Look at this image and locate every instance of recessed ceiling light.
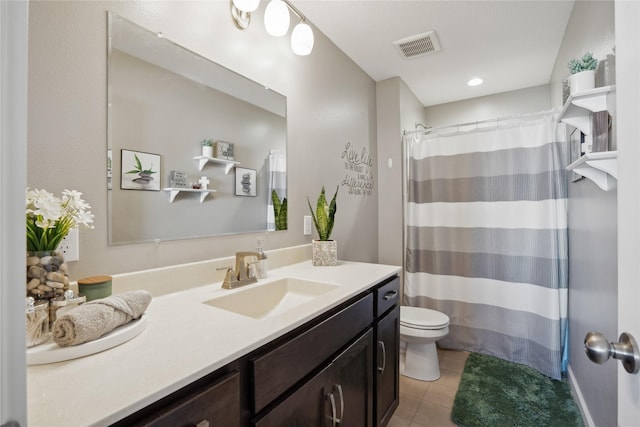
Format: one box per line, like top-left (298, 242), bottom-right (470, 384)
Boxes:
top-left (467, 78), bottom-right (483, 87)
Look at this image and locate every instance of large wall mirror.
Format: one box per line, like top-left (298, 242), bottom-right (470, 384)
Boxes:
top-left (107, 12), bottom-right (287, 245)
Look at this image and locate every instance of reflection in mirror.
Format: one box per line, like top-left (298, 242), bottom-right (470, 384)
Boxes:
top-left (107, 12), bottom-right (287, 246)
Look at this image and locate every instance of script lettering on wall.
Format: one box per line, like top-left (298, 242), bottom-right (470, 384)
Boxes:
top-left (341, 142), bottom-right (374, 196)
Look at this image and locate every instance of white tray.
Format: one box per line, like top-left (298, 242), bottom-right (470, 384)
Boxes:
top-left (27, 315), bottom-right (147, 365)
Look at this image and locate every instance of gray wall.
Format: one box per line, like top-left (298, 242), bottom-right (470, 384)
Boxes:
top-left (376, 77), bottom-right (426, 268)
top-left (550, 2), bottom-right (617, 426)
top-left (424, 84), bottom-right (551, 127)
top-left (28, 1), bottom-right (379, 279)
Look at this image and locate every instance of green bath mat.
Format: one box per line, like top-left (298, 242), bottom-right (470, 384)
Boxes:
top-left (451, 353), bottom-right (584, 427)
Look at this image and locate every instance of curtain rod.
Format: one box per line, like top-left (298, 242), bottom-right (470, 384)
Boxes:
top-left (403, 108), bottom-right (560, 136)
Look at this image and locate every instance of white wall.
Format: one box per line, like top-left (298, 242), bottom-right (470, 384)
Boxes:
top-left (27, 1), bottom-right (379, 279)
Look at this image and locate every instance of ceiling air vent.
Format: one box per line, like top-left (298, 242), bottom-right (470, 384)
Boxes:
top-left (393, 30), bottom-right (441, 59)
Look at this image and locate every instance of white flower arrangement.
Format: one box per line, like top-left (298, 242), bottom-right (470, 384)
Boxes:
top-left (26, 188), bottom-right (94, 252)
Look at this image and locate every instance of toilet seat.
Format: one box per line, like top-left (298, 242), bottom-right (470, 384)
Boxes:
top-left (401, 306), bottom-right (449, 330)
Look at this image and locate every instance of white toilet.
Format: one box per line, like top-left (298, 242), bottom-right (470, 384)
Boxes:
top-left (400, 306), bottom-right (450, 381)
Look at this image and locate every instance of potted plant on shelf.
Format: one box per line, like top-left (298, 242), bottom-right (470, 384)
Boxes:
top-left (568, 52), bottom-right (598, 94)
top-left (307, 185), bottom-right (338, 266)
top-left (201, 138), bottom-right (214, 158)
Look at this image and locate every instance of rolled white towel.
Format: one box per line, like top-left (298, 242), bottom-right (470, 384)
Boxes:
top-left (52, 290), bottom-right (151, 347)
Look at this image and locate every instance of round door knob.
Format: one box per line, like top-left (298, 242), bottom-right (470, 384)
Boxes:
top-left (584, 331), bottom-right (640, 374)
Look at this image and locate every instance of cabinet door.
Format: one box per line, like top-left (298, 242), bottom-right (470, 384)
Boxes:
top-left (330, 329), bottom-right (374, 427)
top-left (376, 306), bottom-right (400, 427)
top-left (253, 365), bottom-right (333, 427)
top-left (255, 330), bottom-right (374, 427)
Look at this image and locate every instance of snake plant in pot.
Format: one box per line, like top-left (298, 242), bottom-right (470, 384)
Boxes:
top-left (307, 185), bottom-right (338, 266)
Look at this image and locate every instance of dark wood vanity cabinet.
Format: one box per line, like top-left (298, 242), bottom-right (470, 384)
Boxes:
top-left (374, 276), bottom-right (401, 427)
top-left (254, 330), bottom-right (374, 427)
top-left (112, 274), bottom-right (400, 427)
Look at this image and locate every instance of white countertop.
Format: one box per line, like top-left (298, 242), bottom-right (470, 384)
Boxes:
top-left (27, 260), bottom-right (400, 427)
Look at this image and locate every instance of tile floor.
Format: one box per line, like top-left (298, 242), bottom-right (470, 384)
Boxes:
top-left (388, 349), bottom-right (470, 427)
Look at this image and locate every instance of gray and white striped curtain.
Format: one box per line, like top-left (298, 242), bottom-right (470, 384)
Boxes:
top-left (267, 150), bottom-right (286, 231)
top-left (404, 111), bottom-right (569, 379)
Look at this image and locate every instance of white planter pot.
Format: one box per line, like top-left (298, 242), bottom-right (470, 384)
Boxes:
top-left (312, 240), bottom-right (338, 266)
top-left (569, 70), bottom-right (595, 94)
top-left (202, 146), bottom-right (213, 158)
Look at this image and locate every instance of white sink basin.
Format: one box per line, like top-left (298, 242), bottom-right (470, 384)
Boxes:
top-left (203, 278), bottom-right (339, 319)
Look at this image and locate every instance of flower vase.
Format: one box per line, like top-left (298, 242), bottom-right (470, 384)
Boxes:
top-left (26, 251), bottom-right (70, 300)
top-left (312, 240), bottom-right (338, 266)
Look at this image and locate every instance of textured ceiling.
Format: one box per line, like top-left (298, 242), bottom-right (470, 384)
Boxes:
top-left (294, 1), bottom-right (575, 107)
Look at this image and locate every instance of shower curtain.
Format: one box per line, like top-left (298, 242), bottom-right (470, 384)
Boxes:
top-left (404, 111), bottom-right (569, 379)
top-left (267, 150), bottom-right (287, 231)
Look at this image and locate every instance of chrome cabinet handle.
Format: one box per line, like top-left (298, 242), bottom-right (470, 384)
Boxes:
top-left (327, 392), bottom-right (337, 427)
top-left (335, 384), bottom-right (344, 423)
top-left (378, 340), bottom-right (386, 374)
top-left (383, 290), bottom-right (398, 301)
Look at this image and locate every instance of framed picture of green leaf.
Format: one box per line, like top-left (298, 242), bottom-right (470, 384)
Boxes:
top-left (121, 149), bottom-right (161, 191)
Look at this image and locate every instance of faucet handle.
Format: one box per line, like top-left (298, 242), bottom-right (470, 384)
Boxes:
top-left (216, 266), bottom-right (237, 284)
top-left (247, 261), bottom-right (259, 280)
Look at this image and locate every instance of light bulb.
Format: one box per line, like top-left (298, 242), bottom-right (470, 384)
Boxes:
top-left (232, 0), bottom-right (260, 12)
top-left (291, 22), bottom-right (314, 56)
top-left (264, 0), bottom-right (290, 37)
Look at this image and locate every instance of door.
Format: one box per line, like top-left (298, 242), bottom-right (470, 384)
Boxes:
top-left (0, 2), bottom-right (28, 426)
top-left (615, 1), bottom-right (640, 424)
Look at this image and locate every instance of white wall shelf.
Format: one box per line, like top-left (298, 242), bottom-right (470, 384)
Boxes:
top-left (558, 86), bottom-right (614, 135)
top-left (193, 155), bottom-right (239, 174)
top-left (567, 151), bottom-right (618, 191)
top-left (164, 187), bottom-right (217, 203)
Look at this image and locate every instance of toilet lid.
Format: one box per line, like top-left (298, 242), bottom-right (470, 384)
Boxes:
top-left (401, 306), bottom-right (449, 329)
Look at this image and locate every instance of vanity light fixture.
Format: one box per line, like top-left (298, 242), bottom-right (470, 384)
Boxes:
top-left (264, 0), bottom-right (290, 37)
top-left (230, 0), bottom-right (315, 56)
top-left (290, 21), bottom-right (314, 56)
top-left (233, 0), bottom-right (260, 12)
top-left (467, 77), bottom-right (484, 87)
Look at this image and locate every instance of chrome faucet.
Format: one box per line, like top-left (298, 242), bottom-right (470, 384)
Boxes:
top-left (218, 251), bottom-right (266, 289)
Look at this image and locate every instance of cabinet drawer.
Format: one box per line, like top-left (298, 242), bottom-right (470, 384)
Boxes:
top-left (132, 371), bottom-right (240, 427)
top-left (252, 293), bottom-right (374, 413)
top-left (376, 276), bottom-right (400, 317)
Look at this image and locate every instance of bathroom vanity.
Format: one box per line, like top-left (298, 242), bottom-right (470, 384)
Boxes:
top-left (27, 260), bottom-right (400, 426)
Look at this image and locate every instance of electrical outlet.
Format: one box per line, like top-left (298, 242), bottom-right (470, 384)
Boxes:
top-left (58, 228), bottom-right (79, 261)
top-left (304, 215), bottom-right (312, 235)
